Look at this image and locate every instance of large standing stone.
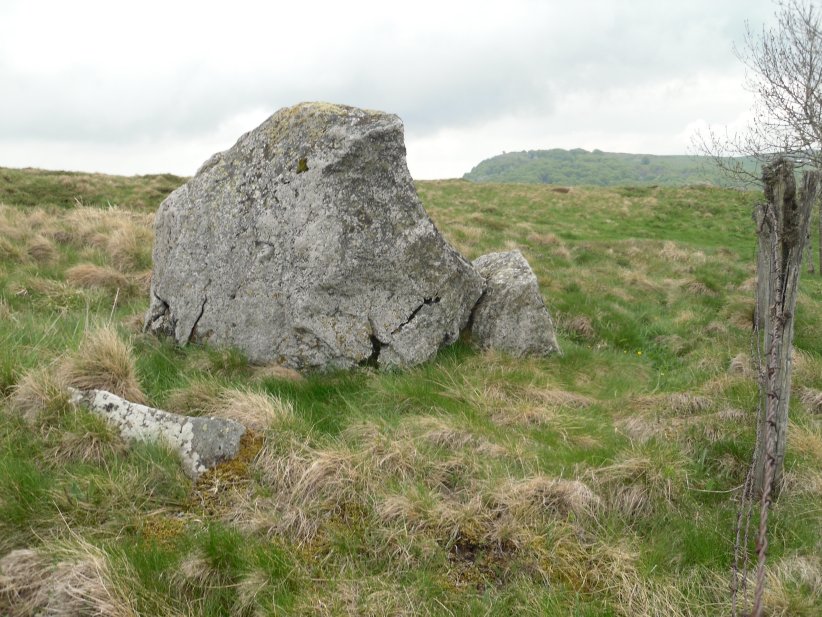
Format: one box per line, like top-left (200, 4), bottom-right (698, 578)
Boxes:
top-left (145, 103), bottom-right (484, 370)
top-left (470, 250), bottom-right (560, 357)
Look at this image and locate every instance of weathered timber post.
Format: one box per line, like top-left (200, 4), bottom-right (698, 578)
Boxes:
top-left (805, 229), bottom-right (815, 274)
top-left (818, 195), bottom-right (822, 274)
top-left (753, 158), bottom-right (817, 498)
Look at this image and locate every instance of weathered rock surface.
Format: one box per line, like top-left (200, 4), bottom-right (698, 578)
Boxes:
top-left (470, 250), bottom-right (561, 357)
top-left (145, 102), bottom-right (484, 370)
top-left (69, 387), bottom-right (245, 478)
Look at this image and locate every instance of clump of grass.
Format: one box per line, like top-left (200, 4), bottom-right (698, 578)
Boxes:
top-left (106, 223), bottom-right (153, 272)
top-left (209, 387), bottom-right (295, 431)
top-left (590, 451), bottom-right (684, 519)
top-left (788, 421), bottom-right (822, 461)
top-left (66, 263), bottom-right (132, 293)
top-left (799, 387), bottom-right (822, 414)
top-left (0, 540), bottom-right (135, 617)
top-left (729, 352), bottom-right (753, 376)
top-left (666, 393), bottom-right (713, 415)
top-left (25, 235), bottom-right (57, 264)
top-left (632, 392), bottom-right (713, 416)
top-left (251, 363), bottom-right (304, 382)
top-left (252, 440), bottom-right (363, 542)
top-left (0, 237), bottom-right (28, 264)
top-left (166, 381), bottom-right (294, 431)
top-left (492, 475), bottom-right (600, 520)
top-left (58, 325), bottom-right (145, 403)
top-left (659, 240), bottom-right (705, 264)
top-left (8, 365), bottom-right (71, 426)
top-left (44, 409), bottom-right (126, 466)
top-left (164, 379), bottom-right (223, 415)
top-left (562, 314), bottom-right (596, 339)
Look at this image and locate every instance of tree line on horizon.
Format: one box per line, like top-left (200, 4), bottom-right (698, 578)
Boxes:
top-left (463, 148), bottom-right (759, 188)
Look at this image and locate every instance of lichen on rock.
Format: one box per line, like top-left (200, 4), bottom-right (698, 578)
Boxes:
top-left (68, 387), bottom-right (245, 478)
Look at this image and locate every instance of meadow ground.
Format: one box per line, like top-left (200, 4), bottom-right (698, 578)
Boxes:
top-left (0, 170), bottom-right (820, 615)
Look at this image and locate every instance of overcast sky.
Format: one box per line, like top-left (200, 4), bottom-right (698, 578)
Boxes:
top-left (0, 0), bottom-right (776, 179)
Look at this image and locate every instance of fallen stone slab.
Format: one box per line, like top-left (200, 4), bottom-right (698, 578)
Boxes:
top-left (144, 102), bottom-right (483, 370)
top-left (68, 387), bottom-right (245, 478)
top-left (470, 250), bottom-right (561, 357)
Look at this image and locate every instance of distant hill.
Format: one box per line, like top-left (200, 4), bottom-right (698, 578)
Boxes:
top-left (463, 148), bottom-right (759, 188)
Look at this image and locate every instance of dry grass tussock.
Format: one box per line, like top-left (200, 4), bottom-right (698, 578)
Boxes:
top-left (441, 370), bottom-right (595, 429)
top-left (617, 408), bottom-right (747, 448)
top-left (0, 540), bottom-right (136, 617)
top-left (787, 421), bottom-right (822, 461)
top-left (724, 297), bottom-right (756, 330)
top-left (60, 206), bottom-right (152, 247)
top-left (296, 577), bottom-right (422, 617)
top-left (250, 363), bottom-right (304, 382)
top-left (492, 475), bottom-right (601, 520)
top-left (106, 222), bottom-right (153, 272)
top-left (209, 387), bottom-right (295, 431)
top-left (22, 277), bottom-right (88, 307)
top-left (799, 387), bottom-right (822, 414)
top-left (244, 418), bottom-right (505, 541)
top-left (66, 263), bottom-right (132, 292)
top-left (683, 278), bottom-right (717, 296)
top-left (526, 386), bottom-right (595, 409)
top-left (400, 416), bottom-right (506, 457)
top-left (166, 381), bottom-right (294, 431)
top-left (659, 240), bottom-right (706, 265)
top-left (45, 419), bottom-right (127, 466)
top-left (0, 236), bottom-right (30, 263)
top-left (791, 348), bottom-right (822, 384)
top-left (164, 379), bottom-right (224, 414)
top-left (527, 230), bottom-right (561, 246)
top-left (597, 563), bottom-right (813, 617)
top-left (722, 555), bottom-right (822, 616)
top-left (8, 364), bottom-right (71, 425)
top-left (559, 314), bottom-right (596, 339)
top-left (251, 440), bottom-right (363, 541)
top-left (631, 392), bottom-right (713, 416)
top-left (58, 324), bottom-right (145, 403)
top-left (738, 275), bottom-right (758, 292)
top-left (25, 234), bottom-right (56, 263)
top-left (0, 205), bottom-right (58, 245)
top-left (589, 454), bottom-right (682, 519)
top-left (781, 467), bottom-right (822, 496)
top-left (374, 475), bottom-right (603, 570)
top-left (11, 380), bottom-right (124, 465)
top-left (729, 352), bottom-right (754, 376)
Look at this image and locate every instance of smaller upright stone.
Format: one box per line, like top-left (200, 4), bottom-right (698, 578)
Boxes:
top-left (470, 250), bottom-right (560, 357)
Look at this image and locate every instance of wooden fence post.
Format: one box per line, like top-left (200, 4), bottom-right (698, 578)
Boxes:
top-left (753, 158), bottom-right (816, 498)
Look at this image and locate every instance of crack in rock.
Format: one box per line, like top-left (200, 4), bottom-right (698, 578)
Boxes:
top-left (392, 296), bottom-right (441, 335)
top-left (188, 296), bottom-right (208, 342)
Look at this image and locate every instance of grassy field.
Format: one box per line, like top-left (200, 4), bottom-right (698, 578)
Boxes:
top-left (0, 169), bottom-right (821, 615)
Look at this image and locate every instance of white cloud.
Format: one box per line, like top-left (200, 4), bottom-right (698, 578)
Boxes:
top-left (0, 0), bottom-right (778, 178)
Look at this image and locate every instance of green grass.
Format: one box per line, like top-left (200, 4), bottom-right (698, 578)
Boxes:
top-left (0, 167), bottom-right (820, 615)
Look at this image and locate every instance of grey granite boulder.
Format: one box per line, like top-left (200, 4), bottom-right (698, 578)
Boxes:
top-left (144, 102), bottom-right (483, 370)
top-left (470, 250), bottom-right (560, 357)
top-left (69, 388), bottom-right (245, 478)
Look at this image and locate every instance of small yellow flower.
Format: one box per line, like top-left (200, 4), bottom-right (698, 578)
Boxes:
top-left (637, 351), bottom-right (643, 356)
